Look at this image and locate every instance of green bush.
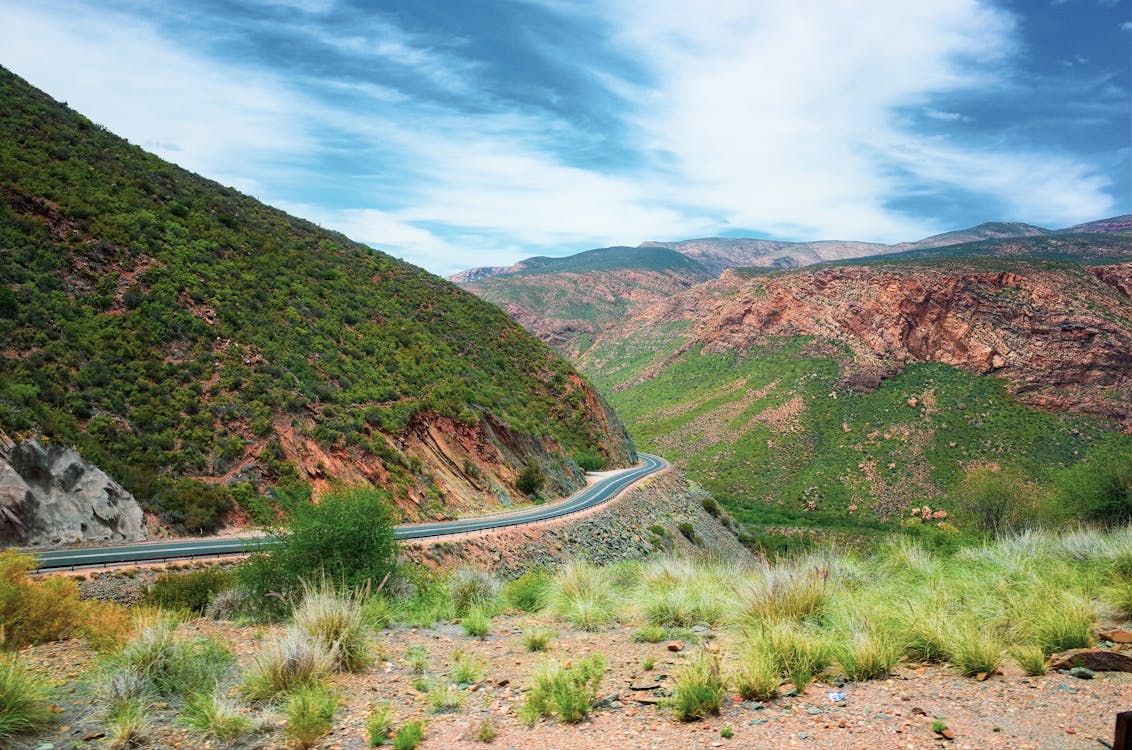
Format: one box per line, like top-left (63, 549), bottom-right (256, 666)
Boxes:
top-left (151, 478), bottom-right (235, 534)
top-left (516, 459), bottom-right (545, 496)
top-left (504, 570), bottom-right (550, 612)
top-left (283, 683), bottom-right (338, 749)
top-left (237, 486), bottom-right (397, 619)
top-left (143, 567), bottom-right (234, 615)
top-left (950, 468), bottom-right (1039, 536)
top-left (180, 691), bottom-right (255, 741)
top-left (366, 702), bottom-right (394, 747)
top-left (392, 720), bottom-right (425, 750)
top-left (574, 450), bottom-right (605, 472)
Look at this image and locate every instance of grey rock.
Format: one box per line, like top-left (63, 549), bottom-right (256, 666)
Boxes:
top-left (0, 440), bottom-right (147, 546)
top-left (1068, 667), bottom-right (1096, 680)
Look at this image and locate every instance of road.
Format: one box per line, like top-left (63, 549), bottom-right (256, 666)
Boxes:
top-left (31, 453), bottom-right (666, 571)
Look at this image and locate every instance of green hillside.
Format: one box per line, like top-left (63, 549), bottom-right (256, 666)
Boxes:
top-left (0, 67), bottom-right (633, 530)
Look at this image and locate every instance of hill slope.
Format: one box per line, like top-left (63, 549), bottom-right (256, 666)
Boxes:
top-left (0, 67), bottom-right (635, 532)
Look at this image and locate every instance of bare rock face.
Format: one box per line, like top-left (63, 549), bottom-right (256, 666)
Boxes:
top-left (0, 440), bottom-right (146, 547)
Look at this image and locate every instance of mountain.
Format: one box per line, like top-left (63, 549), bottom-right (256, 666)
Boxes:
top-left (0, 67), bottom-right (635, 533)
top-left (454, 219), bottom-right (1119, 358)
top-left (458, 221), bottom-right (1132, 547)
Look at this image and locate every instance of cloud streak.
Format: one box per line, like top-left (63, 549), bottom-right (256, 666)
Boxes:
top-left (0, 0), bottom-right (1125, 274)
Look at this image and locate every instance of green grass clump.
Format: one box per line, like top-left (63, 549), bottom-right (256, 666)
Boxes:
top-left (1013, 590), bottom-right (1095, 655)
top-left (474, 719), bottom-right (498, 742)
top-left (105, 613), bottom-right (232, 698)
top-left (548, 562), bottom-right (621, 631)
top-left (425, 685), bottom-right (465, 713)
top-left (361, 595), bottom-right (394, 630)
top-left (283, 683), bottom-right (338, 749)
top-left (0, 654), bottom-right (54, 743)
top-left (451, 651), bottom-right (484, 685)
top-left (241, 630), bottom-right (335, 701)
top-left (392, 720), bottom-right (425, 750)
top-left (730, 563), bottom-right (828, 625)
top-left (666, 652), bottom-right (725, 721)
top-left (292, 583), bottom-right (373, 672)
top-left (406, 646), bottom-right (428, 675)
top-left (520, 627), bottom-right (556, 652)
top-left (104, 697), bottom-right (149, 749)
top-left (834, 624), bottom-right (904, 681)
top-left (180, 691), bottom-right (255, 741)
top-left (460, 605), bottom-right (491, 638)
top-left (447, 566), bottom-right (501, 616)
top-left (519, 654), bottom-right (606, 725)
top-left (366, 702), bottom-right (394, 746)
top-left (143, 567), bottom-right (235, 615)
top-left (729, 645), bottom-right (780, 701)
top-left (504, 571), bottom-right (550, 612)
top-left (947, 622), bottom-right (1004, 677)
top-left (1011, 645), bottom-right (1048, 676)
top-left (763, 621), bottom-right (832, 691)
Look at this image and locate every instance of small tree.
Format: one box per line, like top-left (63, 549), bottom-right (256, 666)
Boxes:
top-left (237, 486), bottom-right (396, 619)
top-left (516, 459), bottom-right (545, 497)
top-left (951, 467), bottom-right (1038, 536)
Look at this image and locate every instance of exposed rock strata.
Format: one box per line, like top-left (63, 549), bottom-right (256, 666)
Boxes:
top-left (0, 439), bottom-right (146, 547)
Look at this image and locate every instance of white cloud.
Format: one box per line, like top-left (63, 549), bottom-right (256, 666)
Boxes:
top-left (925, 108), bottom-right (973, 122)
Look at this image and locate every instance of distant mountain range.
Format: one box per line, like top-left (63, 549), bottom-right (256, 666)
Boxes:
top-left (455, 216), bottom-right (1132, 543)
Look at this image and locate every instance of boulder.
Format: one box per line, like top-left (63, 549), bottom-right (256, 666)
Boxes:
top-left (1049, 648), bottom-right (1132, 673)
top-left (0, 440), bottom-right (146, 546)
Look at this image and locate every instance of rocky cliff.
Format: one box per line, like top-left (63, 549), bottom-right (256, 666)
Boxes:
top-left (0, 439), bottom-right (146, 546)
top-left (623, 261), bottom-right (1132, 428)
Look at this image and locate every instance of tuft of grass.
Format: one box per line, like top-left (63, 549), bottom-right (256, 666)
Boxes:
top-left (1011, 645), bottom-right (1048, 676)
top-left (406, 645), bottom-right (428, 675)
top-left (392, 720), bottom-right (425, 750)
top-left (451, 651), bottom-right (484, 685)
top-left (181, 690), bottom-right (255, 741)
top-left (366, 701), bottom-right (394, 747)
top-left (519, 653), bottom-right (606, 725)
top-left (504, 571), bottom-right (550, 612)
top-left (361, 595), bottom-right (394, 630)
top-left (283, 682), bottom-right (338, 749)
top-left (520, 627), bottom-right (556, 652)
top-left (729, 645), bottom-right (780, 701)
top-left (461, 605), bottom-right (491, 638)
top-left (631, 624), bottom-right (667, 643)
top-left (548, 563), bottom-right (620, 631)
top-left (764, 621), bottom-right (832, 691)
top-left (835, 624), bottom-right (903, 682)
top-left (447, 566), bottom-right (501, 616)
top-left (666, 651), bottom-right (725, 722)
top-left (0, 654), bottom-right (54, 744)
top-left (474, 719), bottom-right (497, 742)
top-left (948, 622), bottom-right (1004, 677)
top-left (641, 656), bottom-right (656, 671)
top-left (1014, 590), bottom-right (1095, 655)
top-left (241, 630), bottom-right (335, 701)
top-left (730, 564), bottom-right (828, 625)
top-left (292, 583), bottom-right (373, 672)
top-left (425, 685), bottom-right (465, 713)
top-left (106, 613), bottom-right (233, 698)
top-left (105, 698), bottom-right (149, 749)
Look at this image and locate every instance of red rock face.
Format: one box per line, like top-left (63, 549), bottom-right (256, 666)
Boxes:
top-left (625, 262), bottom-right (1132, 429)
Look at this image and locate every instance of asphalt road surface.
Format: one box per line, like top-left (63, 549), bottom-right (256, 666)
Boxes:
top-left (32, 453), bottom-right (665, 571)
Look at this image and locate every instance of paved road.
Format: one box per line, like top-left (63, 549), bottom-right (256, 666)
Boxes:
top-left (32, 453), bottom-right (666, 571)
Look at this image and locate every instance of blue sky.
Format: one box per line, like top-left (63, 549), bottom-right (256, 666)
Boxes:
top-left (1, 0), bottom-right (1129, 275)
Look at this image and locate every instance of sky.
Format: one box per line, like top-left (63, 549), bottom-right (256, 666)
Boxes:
top-left (1, 0), bottom-right (1129, 276)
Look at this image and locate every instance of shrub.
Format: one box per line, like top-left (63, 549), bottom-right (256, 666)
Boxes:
top-left (150, 478), bottom-right (234, 534)
top-left (0, 550), bottom-right (87, 647)
top-left (701, 497), bottom-right (721, 517)
top-left (516, 459), bottom-right (545, 496)
top-left (0, 654), bottom-right (54, 744)
top-left (237, 486), bottom-right (397, 620)
top-left (242, 630), bottom-right (334, 701)
top-left (447, 566), bottom-right (501, 616)
top-left (574, 450), bottom-right (605, 472)
top-left (951, 468), bottom-right (1039, 536)
top-left (521, 628), bottom-right (556, 652)
top-left (105, 697), bottom-right (148, 749)
top-left (504, 571), bottom-right (550, 612)
top-left (181, 691), bottom-right (255, 741)
top-left (392, 720), bottom-right (425, 750)
top-left (666, 651), bottom-right (725, 722)
top-left (519, 654), bottom-right (606, 725)
top-left (1056, 449), bottom-right (1132, 526)
top-left (205, 588), bottom-right (247, 621)
top-left (292, 583), bottom-right (373, 672)
top-left (460, 605), bottom-right (491, 638)
top-left (677, 521), bottom-right (697, 543)
top-left (729, 645), bottom-right (780, 701)
top-left (366, 702), bottom-right (394, 747)
top-left (144, 567), bottom-right (234, 615)
top-left (283, 683), bottom-right (338, 749)
top-left (108, 613), bottom-right (232, 698)
top-left (474, 719), bottom-right (497, 742)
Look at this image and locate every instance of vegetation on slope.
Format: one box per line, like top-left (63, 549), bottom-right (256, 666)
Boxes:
top-left (0, 67), bottom-right (630, 529)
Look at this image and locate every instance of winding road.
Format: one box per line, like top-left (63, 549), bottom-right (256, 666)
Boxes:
top-left (32, 453), bottom-right (666, 571)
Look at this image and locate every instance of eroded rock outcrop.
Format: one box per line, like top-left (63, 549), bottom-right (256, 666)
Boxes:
top-left (0, 440), bottom-right (146, 547)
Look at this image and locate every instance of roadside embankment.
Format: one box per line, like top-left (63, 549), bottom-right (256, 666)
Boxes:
top-left (401, 466), bottom-right (753, 576)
